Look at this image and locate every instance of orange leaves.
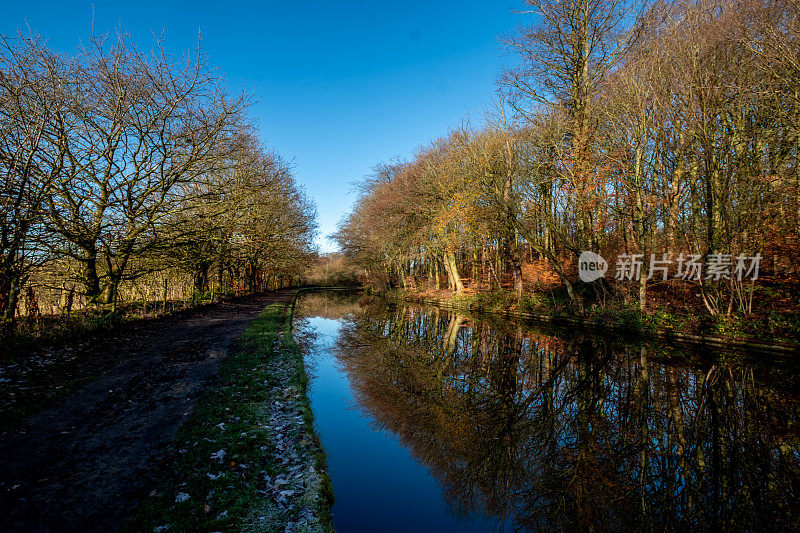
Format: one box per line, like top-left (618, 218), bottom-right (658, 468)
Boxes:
top-left (430, 186), bottom-right (485, 243)
top-left (521, 260), bottom-right (561, 289)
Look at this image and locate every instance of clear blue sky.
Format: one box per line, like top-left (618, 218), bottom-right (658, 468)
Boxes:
top-left (1, 1), bottom-right (522, 252)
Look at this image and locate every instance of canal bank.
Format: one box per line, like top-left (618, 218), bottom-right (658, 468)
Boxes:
top-left (129, 292), bottom-right (333, 532)
top-left (387, 290), bottom-right (800, 356)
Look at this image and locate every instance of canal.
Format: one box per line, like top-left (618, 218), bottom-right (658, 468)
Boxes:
top-left (293, 290), bottom-right (800, 531)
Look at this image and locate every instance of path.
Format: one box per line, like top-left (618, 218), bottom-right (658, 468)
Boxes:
top-left (0, 290), bottom-right (292, 532)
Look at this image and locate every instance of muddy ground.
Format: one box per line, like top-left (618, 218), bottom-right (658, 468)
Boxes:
top-left (0, 291), bottom-right (291, 532)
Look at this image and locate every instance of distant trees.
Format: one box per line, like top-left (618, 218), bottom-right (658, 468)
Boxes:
top-left (337, 0), bottom-right (800, 319)
top-left (169, 130), bottom-right (317, 296)
top-left (0, 32), bottom-right (317, 329)
top-left (303, 253), bottom-right (361, 287)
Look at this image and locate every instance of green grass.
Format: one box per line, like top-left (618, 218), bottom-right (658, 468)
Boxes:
top-left (126, 299), bottom-right (333, 533)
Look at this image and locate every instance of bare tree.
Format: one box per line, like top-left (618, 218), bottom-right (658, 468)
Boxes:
top-left (502, 0), bottom-right (642, 303)
top-left (0, 35), bottom-right (68, 325)
top-left (43, 34), bottom-right (246, 308)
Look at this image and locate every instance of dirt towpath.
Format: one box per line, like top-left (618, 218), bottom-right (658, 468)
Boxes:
top-left (0, 290), bottom-right (292, 532)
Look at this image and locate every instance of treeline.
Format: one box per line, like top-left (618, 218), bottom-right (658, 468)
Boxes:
top-left (336, 0), bottom-right (800, 317)
top-left (0, 34), bottom-right (316, 326)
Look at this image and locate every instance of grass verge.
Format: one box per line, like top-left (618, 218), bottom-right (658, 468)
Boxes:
top-left (126, 298), bottom-right (333, 532)
top-left (0, 297), bottom-right (230, 432)
top-left (1, 298), bottom-right (219, 359)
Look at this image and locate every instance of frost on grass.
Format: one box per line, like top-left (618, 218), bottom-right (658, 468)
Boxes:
top-left (210, 449), bottom-right (226, 461)
top-left (242, 357), bottom-right (331, 533)
top-left (134, 308), bottom-right (331, 532)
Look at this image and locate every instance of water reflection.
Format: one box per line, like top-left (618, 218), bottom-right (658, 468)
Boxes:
top-left (298, 293), bottom-right (800, 531)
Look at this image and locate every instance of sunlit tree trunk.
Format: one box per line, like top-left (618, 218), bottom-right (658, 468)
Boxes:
top-left (444, 250), bottom-right (464, 294)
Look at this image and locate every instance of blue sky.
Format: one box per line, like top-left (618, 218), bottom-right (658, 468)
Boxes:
top-left (1, 1), bottom-right (522, 252)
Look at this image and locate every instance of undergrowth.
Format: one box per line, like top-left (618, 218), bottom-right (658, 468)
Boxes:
top-left (387, 288), bottom-right (800, 345)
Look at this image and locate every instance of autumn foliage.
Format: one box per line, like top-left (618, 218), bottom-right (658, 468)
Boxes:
top-left (336, 0), bottom-right (800, 323)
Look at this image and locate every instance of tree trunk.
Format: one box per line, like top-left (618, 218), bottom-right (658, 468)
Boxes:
top-left (0, 270), bottom-right (15, 321)
top-left (634, 142), bottom-right (647, 311)
top-left (445, 250), bottom-right (464, 293)
top-left (397, 262), bottom-right (407, 290)
top-left (511, 259), bottom-right (523, 297)
top-left (109, 277), bottom-right (120, 313)
top-left (442, 256), bottom-right (455, 291)
top-left (194, 263), bottom-right (210, 294)
top-left (82, 248), bottom-right (102, 304)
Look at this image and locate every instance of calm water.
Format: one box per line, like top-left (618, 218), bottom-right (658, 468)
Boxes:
top-left (293, 291), bottom-right (800, 532)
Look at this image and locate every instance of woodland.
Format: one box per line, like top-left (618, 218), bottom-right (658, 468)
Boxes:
top-left (3, 0), bottom-right (800, 348)
top-left (0, 34), bottom-right (317, 346)
top-left (335, 0), bottom-right (800, 338)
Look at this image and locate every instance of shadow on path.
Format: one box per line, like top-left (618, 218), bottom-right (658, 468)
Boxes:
top-left (0, 290), bottom-right (292, 532)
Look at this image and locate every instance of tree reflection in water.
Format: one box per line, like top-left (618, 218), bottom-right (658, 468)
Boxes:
top-left (328, 300), bottom-right (800, 531)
